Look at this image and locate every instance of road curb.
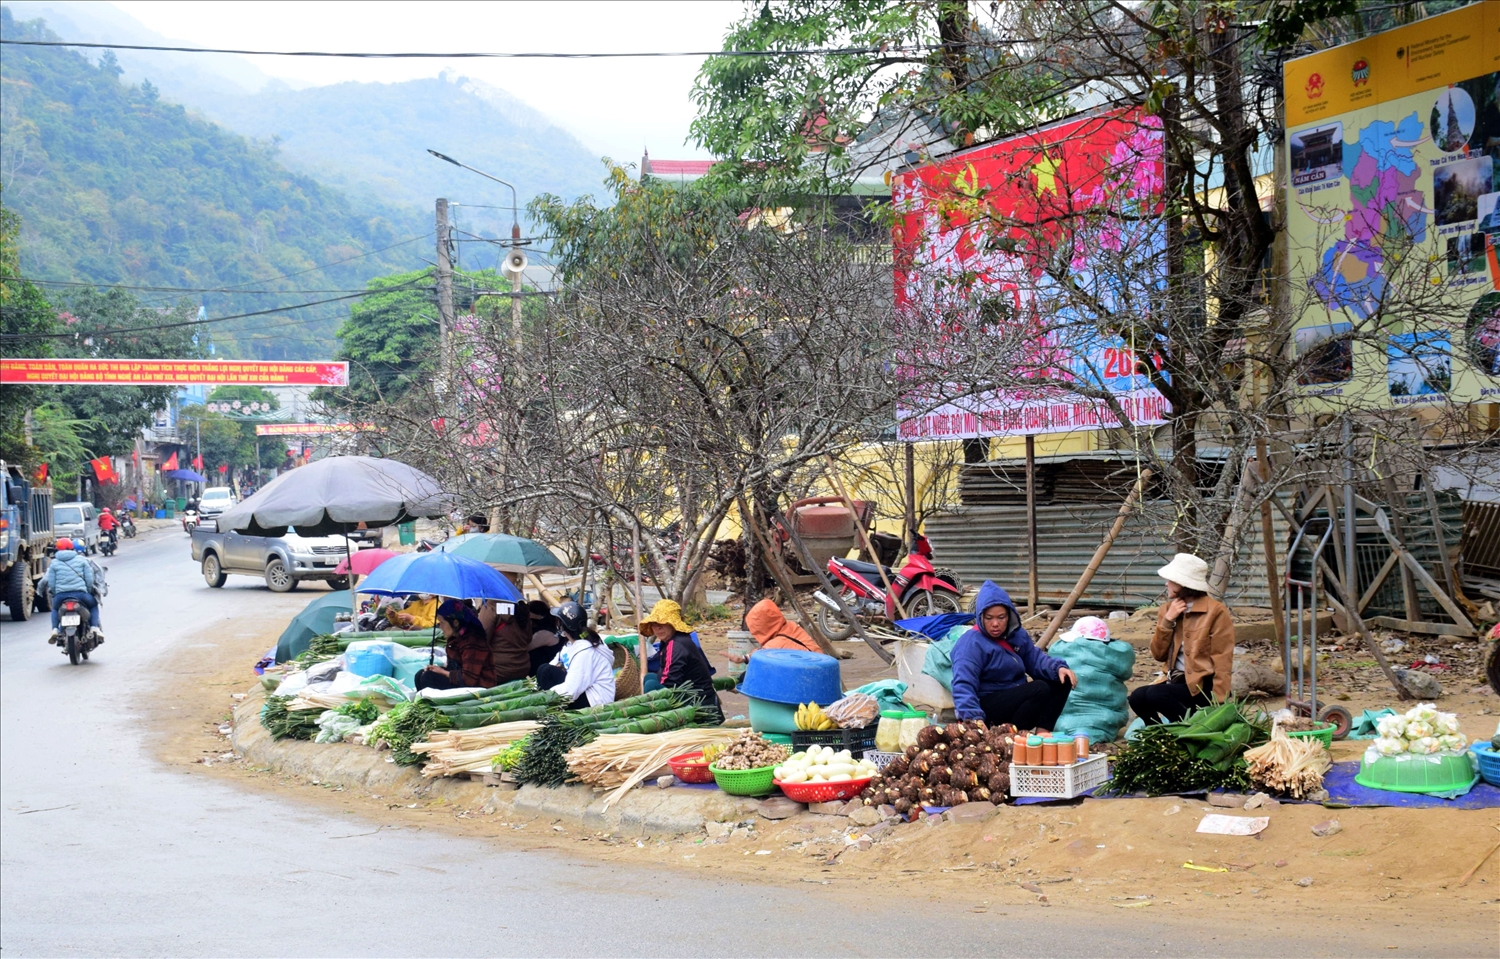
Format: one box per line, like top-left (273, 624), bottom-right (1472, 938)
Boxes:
top-left (230, 685), bottom-right (758, 837)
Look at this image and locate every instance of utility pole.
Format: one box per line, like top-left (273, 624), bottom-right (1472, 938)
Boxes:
top-left (427, 151), bottom-right (524, 350)
top-left (510, 221), bottom-right (524, 347)
top-left (435, 198), bottom-right (455, 388)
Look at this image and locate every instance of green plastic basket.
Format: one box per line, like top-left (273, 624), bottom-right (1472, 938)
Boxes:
top-left (1354, 752), bottom-right (1478, 795)
top-left (1284, 722), bottom-right (1335, 748)
top-left (709, 763), bottom-right (777, 796)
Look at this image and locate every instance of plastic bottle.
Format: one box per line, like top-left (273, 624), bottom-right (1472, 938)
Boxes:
top-left (1074, 735), bottom-right (1089, 761)
top-left (1026, 735), bottom-right (1043, 765)
top-left (1041, 738), bottom-right (1058, 766)
top-left (898, 710), bottom-right (928, 751)
top-left (1056, 737), bottom-right (1076, 764)
top-left (875, 711), bottom-right (903, 753)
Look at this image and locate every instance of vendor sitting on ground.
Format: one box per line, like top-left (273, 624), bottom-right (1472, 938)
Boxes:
top-left (1128, 552), bottom-right (1234, 724)
top-left (487, 601), bottom-right (533, 684)
top-left (535, 601), bottom-right (616, 709)
top-left (526, 600), bottom-right (562, 675)
top-left (951, 581), bottom-right (1077, 730)
top-left (730, 598), bottom-right (826, 664)
top-left (641, 599), bottom-right (724, 723)
top-left (415, 600), bottom-right (497, 690)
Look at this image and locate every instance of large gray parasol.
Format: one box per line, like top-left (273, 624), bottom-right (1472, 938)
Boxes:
top-left (215, 455), bottom-right (452, 537)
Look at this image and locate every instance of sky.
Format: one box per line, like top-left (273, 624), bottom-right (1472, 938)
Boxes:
top-left (107, 0), bottom-right (746, 162)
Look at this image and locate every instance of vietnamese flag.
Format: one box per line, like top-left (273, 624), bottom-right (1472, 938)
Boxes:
top-left (162, 451), bottom-right (179, 471)
top-left (90, 457), bottom-right (119, 484)
top-left (192, 454), bottom-right (204, 471)
top-left (33, 462), bottom-right (48, 484)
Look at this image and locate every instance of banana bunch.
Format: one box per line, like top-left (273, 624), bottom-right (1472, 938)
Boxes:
top-left (795, 702), bottom-right (838, 731)
top-left (700, 742), bottom-right (726, 765)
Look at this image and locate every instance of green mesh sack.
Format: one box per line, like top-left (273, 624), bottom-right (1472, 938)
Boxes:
top-left (1050, 637), bottom-right (1136, 743)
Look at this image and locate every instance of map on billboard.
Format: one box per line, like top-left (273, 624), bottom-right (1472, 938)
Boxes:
top-left (1284, 3), bottom-right (1500, 406)
top-left (892, 108), bottom-right (1170, 439)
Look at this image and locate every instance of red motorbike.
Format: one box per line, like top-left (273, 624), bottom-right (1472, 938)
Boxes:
top-left (813, 534), bottom-right (963, 640)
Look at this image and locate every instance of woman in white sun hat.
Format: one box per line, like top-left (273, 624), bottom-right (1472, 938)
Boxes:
top-left (1127, 552), bottom-right (1235, 724)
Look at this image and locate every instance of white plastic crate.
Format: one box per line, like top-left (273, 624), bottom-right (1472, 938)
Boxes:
top-left (1008, 754), bottom-right (1110, 799)
top-left (863, 750), bottom-right (903, 771)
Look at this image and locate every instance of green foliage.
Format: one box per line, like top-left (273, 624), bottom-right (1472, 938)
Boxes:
top-left (0, 9), bottom-right (422, 360)
top-left (319, 268), bottom-right (438, 409)
top-left (1, 194), bottom-right (57, 465)
top-left (176, 405), bottom-right (253, 474)
top-left (26, 403), bottom-right (95, 498)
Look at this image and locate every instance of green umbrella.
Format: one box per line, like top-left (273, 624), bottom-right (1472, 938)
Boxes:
top-left (436, 532), bottom-right (568, 574)
top-left (275, 590), bottom-right (354, 662)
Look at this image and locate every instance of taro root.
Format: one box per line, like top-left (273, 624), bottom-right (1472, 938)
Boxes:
top-left (916, 726), bottom-right (942, 750)
top-left (926, 766), bottom-right (948, 787)
top-left (951, 789), bottom-right (969, 805)
top-left (931, 741), bottom-right (949, 758)
top-left (894, 797), bottom-right (913, 814)
top-left (976, 757), bottom-right (998, 781)
top-left (942, 722), bottom-right (967, 742)
top-left (921, 786), bottom-right (936, 802)
top-left (911, 757), bottom-right (932, 777)
top-left (905, 745), bottom-right (921, 760)
top-left (933, 785), bottom-right (954, 806)
top-left (884, 787), bottom-right (902, 805)
top-left (963, 728), bottom-right (983, 747)
top-left (886, 758), bottom-right (909, 778)
top-left (953, 767), bottom-right (979, 789)
top-left (900, 782), bottom-right (921, 803)
top-left (972, 786), bottom-right (992, 802)
top-left (987, 772), bottom-right (1007, 794)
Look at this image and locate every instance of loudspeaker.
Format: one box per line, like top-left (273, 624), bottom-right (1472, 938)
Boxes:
top-left (503, 248), bottom-right (528, 274)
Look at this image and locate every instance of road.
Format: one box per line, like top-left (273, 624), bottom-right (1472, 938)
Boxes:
top-left (0, 531), bottom-right (1477, 957)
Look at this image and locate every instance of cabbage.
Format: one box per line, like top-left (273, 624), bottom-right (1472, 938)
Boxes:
top-left (1405, 719), bottom-right (1435, 739)
top-left (1373, 736), bottom-right (1407, 756)
top-left (1436, 733), bottom-right (1467, 753)
top-left (1434, 713), bottom-right (1461, 736)
top-left (1405, 703), bottom-right (1439, 723)
top-left (1376, 715), bottom-right (1408, 738)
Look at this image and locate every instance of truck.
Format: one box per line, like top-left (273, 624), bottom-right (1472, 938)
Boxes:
top-left (190, 522), bottom-right (350, 593)
top-left (1, 462), bottom-right (55, 621)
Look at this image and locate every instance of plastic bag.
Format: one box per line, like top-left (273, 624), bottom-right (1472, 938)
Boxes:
top-left (314, 709), bottom-right (363, 743)
top-left (273, 671), bottom-right (309, 698)
top-left (1049, 637), bottom-right (1136, 743)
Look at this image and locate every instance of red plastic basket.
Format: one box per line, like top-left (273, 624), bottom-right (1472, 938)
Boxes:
top-left (668, 751), bottom-right (716, 784)
top-left (774, 775), bottom-right (873, 804)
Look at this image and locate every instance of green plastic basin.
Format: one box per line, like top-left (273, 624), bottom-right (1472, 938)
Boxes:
top-left (1354, 752), bottom-right (1478, 795)
top-left (747, 696), bottom-right (799, 734)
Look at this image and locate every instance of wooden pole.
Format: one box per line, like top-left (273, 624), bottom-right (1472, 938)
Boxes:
top-left (736, 494), bottom-right (840, 657)
top-left (1025, 434), bottom-right (1038, 614)
top-left (633, 523), bottom-right (646, 697)
top-left (774, 505), bottom-right (893, 664)
top-left (1379, 468), bottom-right (1422, 622)
top-left (824, 454), bottom-right (907, 620)
top-left (1255, 438), bottom-right (1284, 651)
top-left (903, 442), bottom-right (916, 546)
top-left (1422, 475), bottom-right (1459, 600)
top-left (1038, 469), bottom-right (1152, 648)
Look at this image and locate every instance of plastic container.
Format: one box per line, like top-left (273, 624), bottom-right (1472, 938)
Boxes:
top-left (1041, 740), bottom-right (1058, 766)
top-left (792, 725), bottom-right (878, 759)
top-left (1026, 735), bottom-right (1043, 766)
top-left (1283, 721), bottom-right (1336, 749)
top-left (1057, 738), bottom-right (1076, 764)
top-left (738, 649), bottom-right (842, 705)
top-left (726, 630), bottom-right (754, 682)
top-left (1009, 754), bottom-right (1111, 799)
top-left (667, 751), bottom-right (716, 784)
top-left (747, 696), bottom-right (801, 734)
top-left (1355, 751), bottom-right (1479, 795)
top-left (875, 711), bottom-right (903, 753)
top-left (762, 733), bottom-right (795, 748)
top-left (898, 710), bottom-right (928, 750)
top-left (345, 640), bottom-right (398, 678)
top-left (775, 775), bottom-right (873, 804)
top-left (1074, 735), bottom-right (1089, 762)
top-left (1470, 742), bottom-right (1500, 786)
top-left (709, 763), bottom-right (777, 796)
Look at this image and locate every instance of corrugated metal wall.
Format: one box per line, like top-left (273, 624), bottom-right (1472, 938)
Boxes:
top-left (926, 500), bottom-right (1292, 609)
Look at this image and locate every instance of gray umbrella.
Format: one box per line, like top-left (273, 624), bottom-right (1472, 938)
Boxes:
top-left (215, 455), bottom-right (452, 537)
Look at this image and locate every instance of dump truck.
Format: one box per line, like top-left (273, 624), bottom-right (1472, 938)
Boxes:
top-left (1, 462), bottom-right (55, 620)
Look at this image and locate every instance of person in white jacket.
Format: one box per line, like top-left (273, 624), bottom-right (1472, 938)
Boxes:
top-left (535, 601), bottom-right (615, 709)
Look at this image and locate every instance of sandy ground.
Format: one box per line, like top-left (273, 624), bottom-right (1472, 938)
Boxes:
top-left (151, 598), bottom-right (1500, 951)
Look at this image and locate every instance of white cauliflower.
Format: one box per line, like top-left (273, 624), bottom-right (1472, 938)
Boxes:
top-left (1434, 713), bottom-right (1461, 736)
top-left (1376, 715), bottom-right (1408, 739)
top-left (1436, 734), bottom-right (1468, 753)
top-left (1404, 703), bottom-right (1438, 724)
top-left (1407, 736), bottom-right (1441, 755)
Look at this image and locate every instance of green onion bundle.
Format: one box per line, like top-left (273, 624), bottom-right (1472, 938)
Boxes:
top-left (512, 718), bottom-right (599, 787)
top-left (370, 699), bottom-right (453, 765)
top-left (260, 696), bottom-right (322, 740)
top-left (1102, 700), bottom-right (1268, 797)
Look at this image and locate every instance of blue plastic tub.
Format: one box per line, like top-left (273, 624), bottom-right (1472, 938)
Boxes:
top-left (738, 648), bottom-right (842, 705)
top-left (1471, 741), bottom-right (1500, 786)
top-left (345, 641), bottom-right (397, 678)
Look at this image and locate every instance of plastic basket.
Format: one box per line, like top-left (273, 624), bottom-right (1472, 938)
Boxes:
top-left (791, 725), bottom-right (878, 758)
top-left (1008, 754), bottom-right (1111, 799)
top-left (1470, 742), bottom-right (1500, 787)
top-left (775, 775), bottom-right (873, 804)
top-left (709, 763), bottom-right (777, 796)
top-left (1355, 752), bottom-right (1479, 795)
top-left (863, 750), bottom-right (903, 771)
top-left (1283, 722), bottom-right (1336, 748)
top-left (668, 751), bottom-right (716, 785)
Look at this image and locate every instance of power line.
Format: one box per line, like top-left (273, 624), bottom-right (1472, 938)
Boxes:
top-left (0, 38), bottom-right (938, 59)
top-left (0, 276), bottom-right (402, 295)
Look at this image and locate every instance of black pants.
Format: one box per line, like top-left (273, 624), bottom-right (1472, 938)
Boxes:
top-left (1129, 678), bottom-right (1213, 724)
top-left (529, 642), bottom-right (561, 676)
top-left (535, 663), bottom-right (589, 710)
top-left (414, 668), bottom-right (458, 691)
top-left (979, 677), bottom-right (1073, 732)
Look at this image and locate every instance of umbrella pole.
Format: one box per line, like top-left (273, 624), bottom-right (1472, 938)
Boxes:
top-left (343, 525), bottom-right (359, 624)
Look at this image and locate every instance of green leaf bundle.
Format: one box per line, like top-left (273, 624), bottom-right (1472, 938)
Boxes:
top-left (260, 696), bottom-right (322, 741)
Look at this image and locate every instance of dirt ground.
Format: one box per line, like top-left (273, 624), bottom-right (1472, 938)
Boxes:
top-left (154, 603), bottom-right (1500, 941)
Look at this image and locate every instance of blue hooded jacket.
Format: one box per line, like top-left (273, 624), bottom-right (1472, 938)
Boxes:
top-left (949, 581), bottom-right (1065, 720)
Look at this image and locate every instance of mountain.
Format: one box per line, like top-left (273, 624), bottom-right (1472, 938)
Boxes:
top-left (0, 8), bottom-right (425, 360)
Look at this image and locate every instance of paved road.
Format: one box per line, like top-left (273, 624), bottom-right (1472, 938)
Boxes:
top-left (0, 532), bottom-right (1465, 957)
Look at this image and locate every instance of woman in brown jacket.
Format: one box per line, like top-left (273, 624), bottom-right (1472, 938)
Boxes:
top-left (1128, 553), bottom-right (1235, 724)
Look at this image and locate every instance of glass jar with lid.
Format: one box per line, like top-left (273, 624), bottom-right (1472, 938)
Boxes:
top-left (898, 710), bottom-right (928, 751)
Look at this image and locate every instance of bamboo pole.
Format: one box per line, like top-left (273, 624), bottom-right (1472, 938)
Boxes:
top-left (823, 454), bottom-right (907, 620)
top-left (1038, 469), bottom-right (1153, 649)
top-left (1026, 435), bottom-right (1038, 614)
top-left (632, 523), bottom-right (646, 697)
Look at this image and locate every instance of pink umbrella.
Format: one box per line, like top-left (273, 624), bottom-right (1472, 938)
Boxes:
top-left (335, 548), bottom-right (398, 576)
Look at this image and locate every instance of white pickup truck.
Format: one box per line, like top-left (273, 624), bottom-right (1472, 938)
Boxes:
top-left (190, 524), bottom-right (349, 592)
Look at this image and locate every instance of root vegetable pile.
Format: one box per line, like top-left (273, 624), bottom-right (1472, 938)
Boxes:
top-left (858, 720), bottom-right (1017, 813)
top-left (711, 730), bottom-right (789, 770)
top-left (1243, 728), bottom-right (1331, 798)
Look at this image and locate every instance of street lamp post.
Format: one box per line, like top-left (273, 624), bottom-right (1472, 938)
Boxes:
top-left (427, 150), bottom-right (526, 347)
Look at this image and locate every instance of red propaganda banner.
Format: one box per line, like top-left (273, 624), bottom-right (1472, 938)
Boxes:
top-left (0, 359), bottom-right (349, 386)
top-left (254, 422), bottom-right (371, 436)
top-left (893, 107), bottom-right (1170, 439)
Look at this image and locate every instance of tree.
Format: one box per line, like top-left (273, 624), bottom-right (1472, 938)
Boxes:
top-left (0, 194), bottom-right (56, 465)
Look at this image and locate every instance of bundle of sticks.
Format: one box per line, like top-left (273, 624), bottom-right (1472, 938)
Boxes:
top-left (411, 721), bottom-right (541, 778)
top-left (565, 728), bottom-right (743, 808)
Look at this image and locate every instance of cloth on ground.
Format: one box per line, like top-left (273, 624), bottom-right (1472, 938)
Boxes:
top-left (1048, 636), bottom-right (1136, 742)
top-left (1348, 707), bottom-right (1398, 740)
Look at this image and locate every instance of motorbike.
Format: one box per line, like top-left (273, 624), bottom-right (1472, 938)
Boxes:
top-left (813, 534), bottom-right (964, 640)
top-left (180, 509), bottom-right (200, 533)
top-left (50, 562), bottom-right (105, 666)
top-left (121, 512), bottom-right (137, 538)
top-left (99, 527), bottom-right (118, 557)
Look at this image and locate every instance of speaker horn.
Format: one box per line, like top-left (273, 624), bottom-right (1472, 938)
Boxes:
top-left (503, 248), bottom-right (528, 274)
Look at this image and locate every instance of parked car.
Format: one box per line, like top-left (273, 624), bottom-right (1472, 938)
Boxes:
top-left (191, 524), bottom-right (349, 592)
top-left (52, 501), bottom-right (100, 554)
top-left (197, 486), bottom-right (236, 521)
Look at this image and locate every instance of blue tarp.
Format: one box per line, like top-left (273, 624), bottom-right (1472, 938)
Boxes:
top-left (894, 612), bottom-right (973, 640)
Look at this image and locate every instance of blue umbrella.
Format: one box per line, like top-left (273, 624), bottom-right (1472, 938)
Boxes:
top-left (358, 550), bottom-right (523, 603)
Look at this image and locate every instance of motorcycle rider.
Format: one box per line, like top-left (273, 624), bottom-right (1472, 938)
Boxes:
top-left (46, 538), bottom-right (103, 643)
top-left (98, 507), bottom-right (119, 551)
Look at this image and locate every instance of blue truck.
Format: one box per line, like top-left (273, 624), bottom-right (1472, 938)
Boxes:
top-left (1, 462), bottom-right (55, 621)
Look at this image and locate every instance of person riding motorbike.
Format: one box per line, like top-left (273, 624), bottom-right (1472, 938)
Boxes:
top-left (98, 508), bottom-right (119, 552)
top-left (46, 538), bottom-right (103, 643)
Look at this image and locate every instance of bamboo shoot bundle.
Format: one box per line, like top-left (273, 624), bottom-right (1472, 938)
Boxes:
top-left (412, 720), bottom-right (541, 777)
top-left (1243, 728), bottom-right (1331, 799)
top-left (565, 728), bottom-right (743, 808)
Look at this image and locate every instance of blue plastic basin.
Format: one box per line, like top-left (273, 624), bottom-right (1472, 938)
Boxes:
top-left (738, 648), bottom-right (841, 705)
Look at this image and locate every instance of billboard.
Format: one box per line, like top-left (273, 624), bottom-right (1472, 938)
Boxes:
top-left (0, 359), bottom-right (349, 386)
top-left (893, 108), bottom-right (1169, 439)
top-left (1284, 3), bottom-right (1500, 406)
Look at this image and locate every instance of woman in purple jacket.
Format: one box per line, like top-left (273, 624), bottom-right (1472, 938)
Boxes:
top-left (950, 581), bottom-right (1077, 730)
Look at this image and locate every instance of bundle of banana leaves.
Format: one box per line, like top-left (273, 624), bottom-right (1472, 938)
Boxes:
top-left (370, 699), bottom-right (452, 765)
top-left (260, 695), bottom-right (323, 740)
top-left (428, 680), bottom-right (563, 729)
top-left (1102, 700), bottom-right (1269, 797)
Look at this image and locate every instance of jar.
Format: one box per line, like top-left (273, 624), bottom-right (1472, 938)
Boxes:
top-left (1074, 735), bottom-right (1089, 761)
top-left (1056, 738), bottom-right (1076, 764)
top-left (1041, 739), bottom-right (1058, 766)
top-left (875, 711), bottom-right (903, 753)
top-left (898, 711), bottom-right (928, 751)
top-left (1026, 735), bottom-right (1043, 766)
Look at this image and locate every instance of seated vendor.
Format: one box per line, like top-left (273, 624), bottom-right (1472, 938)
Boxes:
top-left (730, 598), bottom-right (826, 663)
top-left (487, 602), bottom-right (533, 684)
top-left (951, 581), bottom-right (1077, 730)
top-left (415, 600), bottom-right (497, 690)
top-left (642, 599), bottom-right (723, 723)
top-left (402, 595), bottom-right (438, 630)
top-left (535, 601), bottom-right (615, 709)
top-left (526, 600), bottom-right (563, 675)
top-left (1128, 553), bottom-right (1234, 724)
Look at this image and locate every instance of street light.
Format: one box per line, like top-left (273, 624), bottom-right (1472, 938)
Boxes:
top-left (427, 149), bottom-right (519, 243)
top-left (427, 149), bottom-right (527, 347)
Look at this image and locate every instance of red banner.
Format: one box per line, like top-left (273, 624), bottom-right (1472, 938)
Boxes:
top-left (0, 359), bottom-right (349, 386)
top-left (191, 454), bottom-right (204, 471)
top-left (254, 422), bottom-right (371, 436)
